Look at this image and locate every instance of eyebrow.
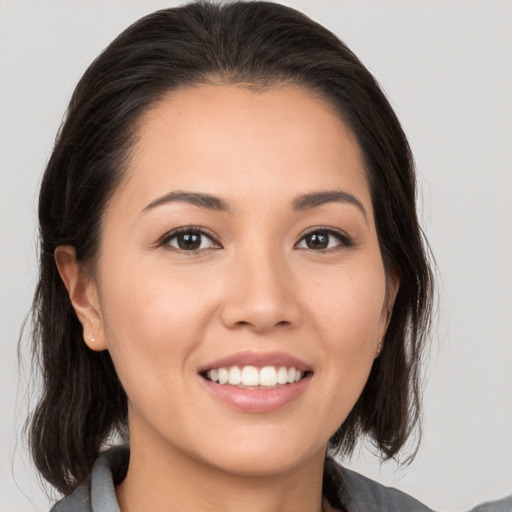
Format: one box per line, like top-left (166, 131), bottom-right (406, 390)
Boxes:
top-left (292, 190), bottom-right (367, 221)
top-left (141, 188), bottom-right (367, 220)
top-left (142, 191), bottom-right (231, 214)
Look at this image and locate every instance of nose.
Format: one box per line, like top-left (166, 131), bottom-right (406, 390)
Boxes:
top-left (219, 247), bottom-right (302, 334)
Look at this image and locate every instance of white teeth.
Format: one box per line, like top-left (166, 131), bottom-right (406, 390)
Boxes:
top-left (276, 366), bottom-right (288, 384)
top-left (241, 366), bottom-right (259, 386)
top-left (218, 368), bottom-right (229, 384)
top-left (228, 366), bottom-right (242, 385)
top-left (205, 365), bottom-right (306, 387)
top-left (260, 366), bottom-right (277, 386)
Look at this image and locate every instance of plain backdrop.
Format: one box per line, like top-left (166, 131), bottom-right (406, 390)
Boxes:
top-left (1, 1), bottom-right (511, 511)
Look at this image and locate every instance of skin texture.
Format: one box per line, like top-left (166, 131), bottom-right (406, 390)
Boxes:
top-left (56, 84), bottom-right (397, 512)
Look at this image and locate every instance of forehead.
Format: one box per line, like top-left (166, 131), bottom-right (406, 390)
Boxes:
top-left (113, 83), bottom-right (372, 217)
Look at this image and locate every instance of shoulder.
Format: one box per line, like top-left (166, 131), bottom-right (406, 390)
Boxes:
top-left (342, 467), bottom-right (434, 512)
top-left (50, 446), bottom-right (129, 512)
top-left (324, 458), bottom-right (512, 512)
top-left (467, 495), bottom-right (512, 512)
top-left (324, 457), bottom-right (434, 512)
top-left (50, 483), bottom-right (91, 512)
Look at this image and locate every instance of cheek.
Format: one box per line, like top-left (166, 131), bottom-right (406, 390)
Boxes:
top-left (101, 249), bottom-right (217, 331)
top-left (307, 259), bottom-right (387, 340)
top-left (97, 261), bottom-right (220, 399)
top-left (306, 261), bottom-right (386, 393)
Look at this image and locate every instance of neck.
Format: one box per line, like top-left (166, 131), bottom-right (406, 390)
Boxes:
top-left (116, 428), bottom-right (328, 512)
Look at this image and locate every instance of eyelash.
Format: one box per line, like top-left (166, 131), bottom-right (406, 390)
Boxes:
top-left (295, 227), bottom-right (354, 252)
top-left (159, 226), bottom-right (220, 253)
top-left (159, 226), bottom-right (354, 253)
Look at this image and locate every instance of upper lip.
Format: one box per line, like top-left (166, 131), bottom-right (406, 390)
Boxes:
top-left (198, 351), bottom-right (312, 373)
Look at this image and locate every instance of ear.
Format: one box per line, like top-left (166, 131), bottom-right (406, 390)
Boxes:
top-left (385, 270), bottom-right (400, 326)
top-left (54, 245), bottom-right (107, 351)
top-left (378, 270), bottom-right (400, 340)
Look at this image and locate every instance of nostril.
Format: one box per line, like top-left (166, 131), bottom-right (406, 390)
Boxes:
top-left (232, 319), bottom-right (292, 331)
top-left (220, 294), bottom-right (302, 333)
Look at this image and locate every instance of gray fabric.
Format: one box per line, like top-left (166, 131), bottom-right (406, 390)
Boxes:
top-left (324, 457), bottom-right (432, 512)
top-left (90, 452), bottom-right (122, 512)
top-left (50, 446), bottom-right (512, 512)
top-left (470, 497), bottom-right (512, 512)
top-left (50, 478), bottom-right (91, 512)
top-left (50, 446), bottom-right (127, 512)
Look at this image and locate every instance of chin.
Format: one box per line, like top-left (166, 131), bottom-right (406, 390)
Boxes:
top-left (194, 432), bottom-right (327, 477)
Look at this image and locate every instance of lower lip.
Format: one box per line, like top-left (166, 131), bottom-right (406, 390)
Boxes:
top-left (201, 375), bottom-right (311, 413)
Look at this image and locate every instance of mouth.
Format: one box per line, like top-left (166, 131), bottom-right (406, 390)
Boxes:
top-left (198, 352), bottom-right (313, 412)
top-left (200, 365), bottom-right (312, 389)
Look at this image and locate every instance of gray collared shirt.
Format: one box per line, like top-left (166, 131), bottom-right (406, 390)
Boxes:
top-left (50, 446), bottom-right (512, 512)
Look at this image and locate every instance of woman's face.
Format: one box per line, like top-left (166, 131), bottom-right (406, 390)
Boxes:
top-left (86, 84), bottom-right (393, 475)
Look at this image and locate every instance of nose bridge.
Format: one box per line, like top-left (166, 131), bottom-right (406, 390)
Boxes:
top-left (220, 238), bottom-right (301, 332)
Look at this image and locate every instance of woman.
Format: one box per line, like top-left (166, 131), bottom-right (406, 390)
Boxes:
top-left (25, 2), bottom-right (508, 511)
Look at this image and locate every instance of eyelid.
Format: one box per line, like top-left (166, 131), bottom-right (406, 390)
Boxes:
top-left (158, 226), bottom-right (222, 251)
top-left (155, 225), bottom-right (353, 252)
top-left (295, 226), bottom-right (354, 251)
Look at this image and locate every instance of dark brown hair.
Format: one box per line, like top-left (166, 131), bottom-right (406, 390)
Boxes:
top-left (28, 0), bottom-right (434, 495)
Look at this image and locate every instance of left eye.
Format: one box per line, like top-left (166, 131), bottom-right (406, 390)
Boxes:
top-left (296, 229), bottom-right (350, 251)
top-left (164, 229), bottom-right (219, 251)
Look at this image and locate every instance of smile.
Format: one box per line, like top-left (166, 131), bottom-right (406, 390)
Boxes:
top-left (204, 365), bottom-right (306, 388)
top-left (199, 351), bottom-right (313, 412)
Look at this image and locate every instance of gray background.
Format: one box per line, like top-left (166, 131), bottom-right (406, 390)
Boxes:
top-left (1, 1), bottom-right (511, 510)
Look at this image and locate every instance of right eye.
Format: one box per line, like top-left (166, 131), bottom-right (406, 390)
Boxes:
top-left (162, 228), bottom-right (220, 252)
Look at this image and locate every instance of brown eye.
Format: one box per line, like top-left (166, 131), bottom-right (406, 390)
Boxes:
top-left (165, 229), bottom-right (218, 251)
top-left (296, 229), bottom-right (352, 251)
top-left (303, 232), bottom-right (330, 250)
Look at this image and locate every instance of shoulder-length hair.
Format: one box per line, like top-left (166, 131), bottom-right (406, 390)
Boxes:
top-left (28, 1), bottom-right (434, 495)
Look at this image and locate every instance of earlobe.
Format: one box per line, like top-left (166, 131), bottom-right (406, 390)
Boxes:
top-left (374, 338), bottom-right (383, 358)
top-left (54, 246), bottom-right (107, 351)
